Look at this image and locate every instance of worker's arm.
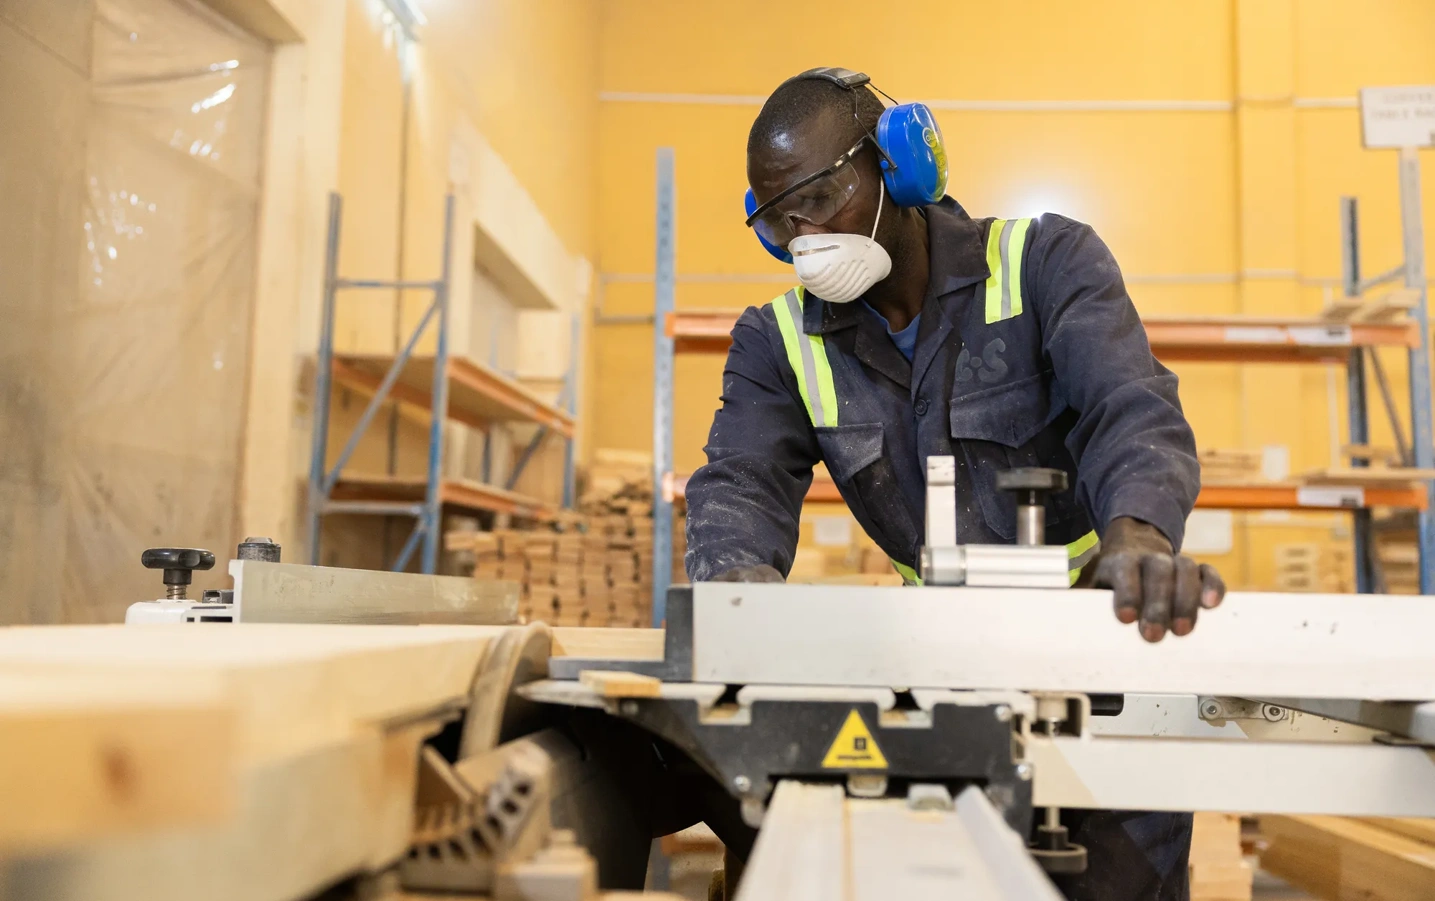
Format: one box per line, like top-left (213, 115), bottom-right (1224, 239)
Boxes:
top-left (1031, 216), bottom-right (1224, 640)
top-left (684, 306), bottom-right (821, 582)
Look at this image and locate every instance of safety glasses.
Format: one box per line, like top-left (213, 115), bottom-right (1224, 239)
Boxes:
top-left (745, 136), bottom-right (871, 250)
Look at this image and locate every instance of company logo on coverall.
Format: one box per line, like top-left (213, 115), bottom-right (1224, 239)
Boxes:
top-left (955, 338), bottom-right (1008, 385)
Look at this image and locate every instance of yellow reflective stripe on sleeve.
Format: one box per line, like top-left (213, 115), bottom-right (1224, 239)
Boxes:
top-left (769, 286), bottom-right (838, 428)
top-left (891, 560), bottom-right (922, 585)
top-left (1066, 529), bottom-right (1100, 586)
top-left (806, 287), bottom-right (839, 427)
top-left (984, 217), bottom-right (1034, 324)
top-left (984, 218), bottom-right (1008, 323)
top-left (771, 288), bottom-right (819, 425)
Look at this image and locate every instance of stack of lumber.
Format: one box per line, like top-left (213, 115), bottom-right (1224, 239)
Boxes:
top-left (1262, 815), bottom-right (1435, 901)
top-left (444, 447), bottom-right (688, 627)
top-left (1199, 449), bottom-right (1265, 485)
top-left (1378, 538), bottom-right (1419, 594)
top-left (1322, 286), bottom-right (1419, 322)
top-left (1274, 543), bottom-right (1354, 594)
top-left (1189, 813), bottom-right (1252, 901)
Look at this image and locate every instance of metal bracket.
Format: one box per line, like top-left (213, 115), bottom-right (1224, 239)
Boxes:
top-left (1197, 697), bottom-right (1288, 723)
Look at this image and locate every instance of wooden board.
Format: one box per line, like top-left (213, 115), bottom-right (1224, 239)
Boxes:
top-left (0, 674), bottom-right (233, 855)
top-left (1359, 818), bottom-right (1435, 847)
top-left (1261, 815), bottom-right (1435, 901)
top-left (551, 627), bottom-right (664, 661)
top-left (0, 623), bottom-right (509, 900)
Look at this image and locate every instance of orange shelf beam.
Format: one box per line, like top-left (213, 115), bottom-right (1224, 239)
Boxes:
top-left (669, 474), bottom-right (1426, 512)
top-left (332, 354), bottom-right (575, 437)
top-left (666, 311), bottom-right (1420, 364)
top-left (331, 474), bottom-right (558, 521)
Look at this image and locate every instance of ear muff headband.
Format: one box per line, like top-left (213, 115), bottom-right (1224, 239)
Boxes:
top-left (745, 68), bottom-right (949, 261)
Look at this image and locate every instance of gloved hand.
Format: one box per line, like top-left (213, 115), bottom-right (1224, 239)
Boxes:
top-left (1079, 516), bottom-right (1226, 642)
top-left (711, 564), bottom-right (785, 583)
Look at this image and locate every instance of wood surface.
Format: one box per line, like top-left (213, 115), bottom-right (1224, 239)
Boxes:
top-left (551, 626), bottom-right (664, 661)
top-left (1358, 818), bottom-right (1435, 847)
top-left (1261, 815), bottom-right (1435, 901)
top-left (0, 623), bottom-right (506, 900)
top-left (579, 669), bottom-right (662, 697)
top-left (0, 674), bottom-right (233, 854)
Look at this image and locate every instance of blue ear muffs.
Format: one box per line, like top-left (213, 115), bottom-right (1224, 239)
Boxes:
top-left (876, 102), bottom-right (948, 207)
top-left (745, 187), bottom-right (794, 263)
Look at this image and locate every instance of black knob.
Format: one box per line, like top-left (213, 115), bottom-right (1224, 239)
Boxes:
top-left (996, 468), bottom-right (1069, 546)
top-left (141, 548), bottom-right (215, 600)
top-left (237, 536), bottom-right (281, 563)
top-left (996, 467), bottom-right (1068, 506)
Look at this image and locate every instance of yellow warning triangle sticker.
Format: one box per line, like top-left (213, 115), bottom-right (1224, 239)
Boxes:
top-left (821, 709), bottom-right (888, 769)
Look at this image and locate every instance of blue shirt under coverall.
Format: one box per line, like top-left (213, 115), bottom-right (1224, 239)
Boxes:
top-left (684, 196), bottom-right (1202, 901)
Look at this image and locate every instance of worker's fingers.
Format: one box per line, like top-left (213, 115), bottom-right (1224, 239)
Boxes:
top-left (1171, 556), bottom-right (1202, 637)
top-left (1139, 554), bottom-right (1176, 643)
top-left (712, 564), bottom-right (784, 583)
top-left (1199, 563), bottom-right (1226, 608)
top-left (1099, 553), bottom-right (1144, 625)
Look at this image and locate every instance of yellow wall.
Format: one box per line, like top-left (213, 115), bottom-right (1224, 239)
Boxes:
top-left (590, 0), bottom-right (1435, 587)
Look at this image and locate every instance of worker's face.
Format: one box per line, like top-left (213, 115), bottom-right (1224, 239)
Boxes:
top-left (748, 106), bottom-right (896, 250)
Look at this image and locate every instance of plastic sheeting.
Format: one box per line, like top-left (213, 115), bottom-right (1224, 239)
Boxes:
top-left (0, 0), bottom-right (269, 623)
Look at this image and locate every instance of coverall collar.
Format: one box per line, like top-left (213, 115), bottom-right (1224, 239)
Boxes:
top-left (800, 196), bottom-right (989, 338)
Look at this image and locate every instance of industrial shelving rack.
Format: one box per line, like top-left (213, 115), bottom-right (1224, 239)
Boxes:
top-left (308, 192), bottom-right (578, 574)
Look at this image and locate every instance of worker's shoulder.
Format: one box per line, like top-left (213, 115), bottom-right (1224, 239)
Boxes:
top-left (728, 298), bottom-right (784, 345)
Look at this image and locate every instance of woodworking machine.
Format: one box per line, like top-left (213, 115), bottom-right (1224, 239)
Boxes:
top-left (70, 458), bottom-right (1435, 901)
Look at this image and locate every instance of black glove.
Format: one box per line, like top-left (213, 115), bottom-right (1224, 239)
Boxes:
top-left (711, 564), bottom-right (785, 583)
top-left (1079, 516), bottom-right (1226, 643)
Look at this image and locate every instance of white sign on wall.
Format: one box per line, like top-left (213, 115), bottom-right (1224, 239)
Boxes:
top-left (1360, 86), bottom-right (1435, 149)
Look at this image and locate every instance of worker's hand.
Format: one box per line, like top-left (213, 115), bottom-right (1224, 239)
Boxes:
top-left (710, 564), bottom-right (785, 583)
top-left (1080, 517), bottom-right (1225, 642)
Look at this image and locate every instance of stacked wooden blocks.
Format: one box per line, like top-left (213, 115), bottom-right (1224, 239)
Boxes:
top-left (1199, 448), bottom-right (1266, 485)
top-left (1273, 543), bottom-right (1354, 594)
top-left (1189, 813), bottom-right (1252, 901)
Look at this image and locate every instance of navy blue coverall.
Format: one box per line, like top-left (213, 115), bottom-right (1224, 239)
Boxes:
top-left (685, 196), bottom-right (1202, 901)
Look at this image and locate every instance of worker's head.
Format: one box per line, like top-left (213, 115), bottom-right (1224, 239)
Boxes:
top-left (745, 69), bottom-right (946, 302)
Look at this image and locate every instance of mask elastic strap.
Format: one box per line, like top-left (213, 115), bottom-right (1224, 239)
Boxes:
top-left (868, 178), bottom-right (885, 242)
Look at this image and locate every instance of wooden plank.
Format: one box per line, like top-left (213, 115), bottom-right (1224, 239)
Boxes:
top-left (0, 675), bottom-right (234, 854)
top-left (1262, 815), bottom-right (1435, 901)
top-left (233, 560), bottom-right (518, 625)
top-left (0, 624), bottom-right (502, 765)
top-left (551, 627), bottom-right (664, 661)
top-left (1360, 818), bottom-right (1435, 847)
top-left (0, 624), bottom-right (503, 900)
top-left (579, 670), bottom-right (662, 697)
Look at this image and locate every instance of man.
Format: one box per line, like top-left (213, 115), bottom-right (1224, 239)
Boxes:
top-left (684, 68), bottom-right (1227, 900)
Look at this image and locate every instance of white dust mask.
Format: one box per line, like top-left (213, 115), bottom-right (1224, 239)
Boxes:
top-left (786, 179), bottom-right (893, 304)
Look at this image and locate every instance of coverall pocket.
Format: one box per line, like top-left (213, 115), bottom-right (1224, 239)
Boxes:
top-left (949, 373), bottom-right (1071, 541)
top-left (814, 423), bottom-right (914, 553)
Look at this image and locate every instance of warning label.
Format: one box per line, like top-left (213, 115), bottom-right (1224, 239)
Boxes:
top-left (821, 709), bottom-right (888, 769)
